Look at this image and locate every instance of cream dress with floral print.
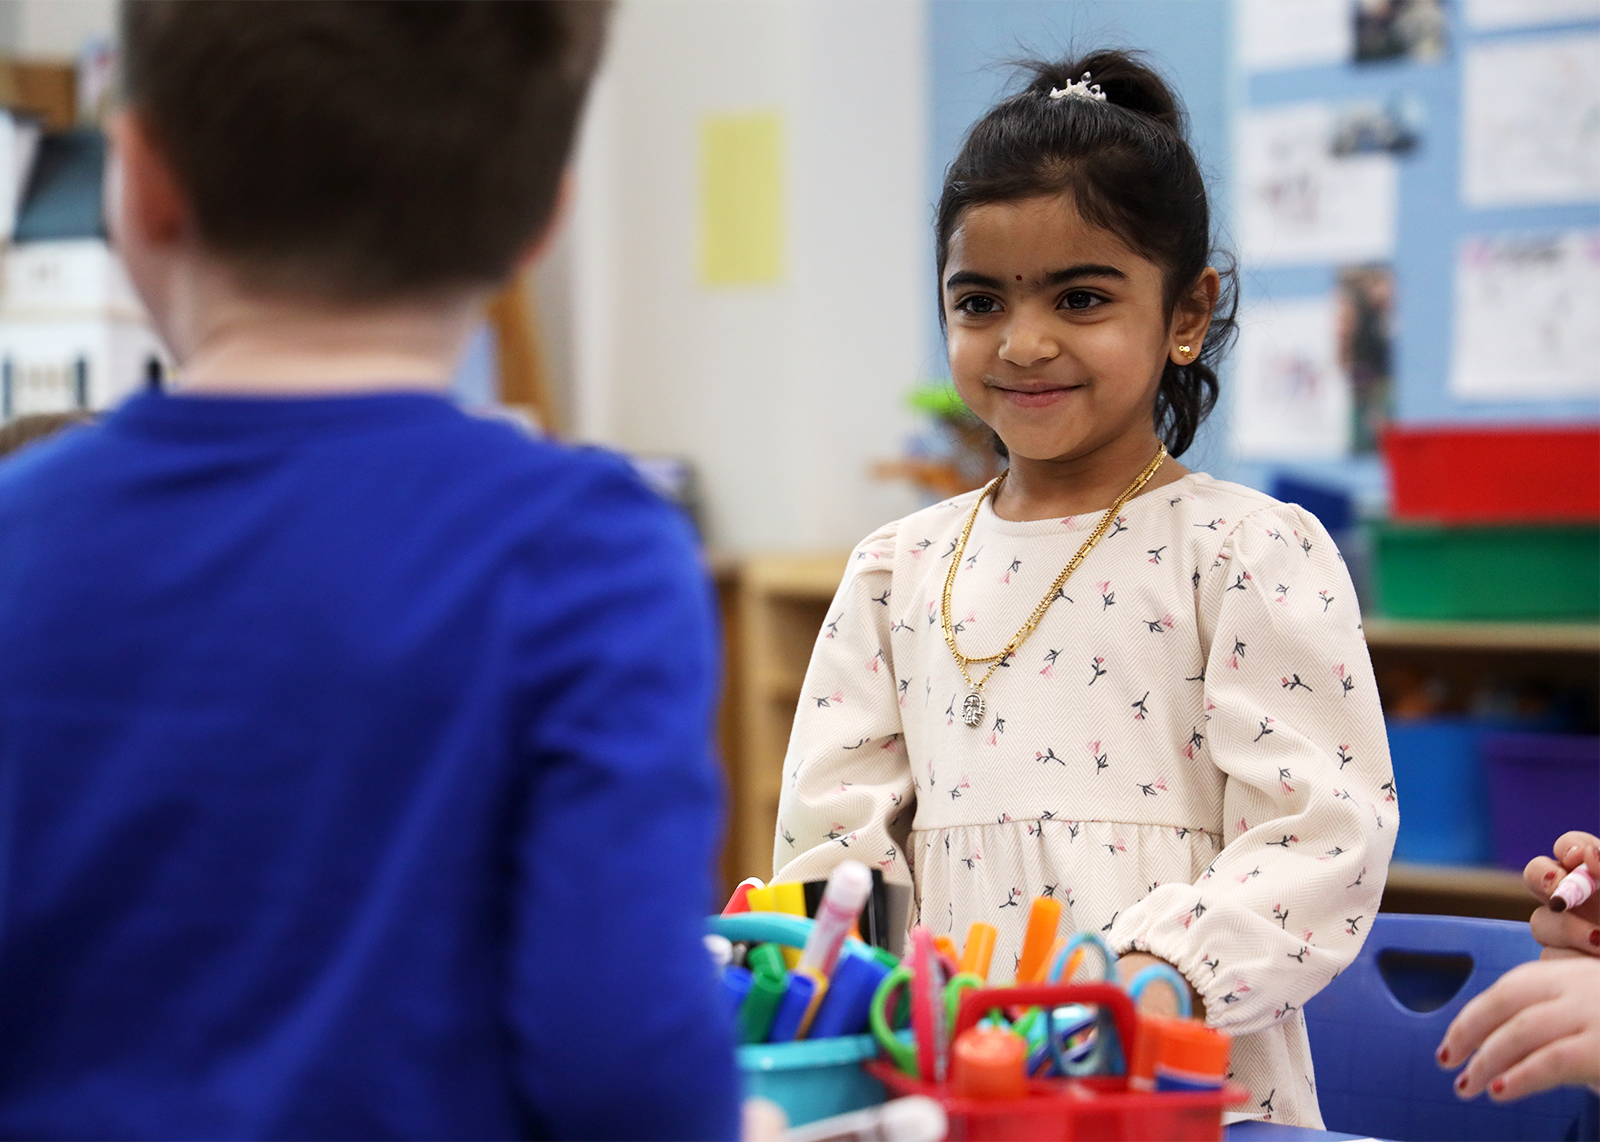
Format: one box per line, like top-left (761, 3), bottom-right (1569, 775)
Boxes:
top-left (773, 472), bottom-right (1396, 1129)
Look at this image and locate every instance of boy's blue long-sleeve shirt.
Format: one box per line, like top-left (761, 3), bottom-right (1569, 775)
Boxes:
top-left (0, 391), bottom-right (741, 1140)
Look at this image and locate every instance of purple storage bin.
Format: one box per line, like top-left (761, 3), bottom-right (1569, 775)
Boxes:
top-left (1482, 732), bottom-right (1600, 872)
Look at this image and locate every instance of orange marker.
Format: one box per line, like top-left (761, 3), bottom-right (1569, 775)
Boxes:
top-left (1015, 897), bottom-right (1063, 984)
top-left (959, 922), bottom-right (998, 981)
top-left (934, 934), bottom-right (959, 964)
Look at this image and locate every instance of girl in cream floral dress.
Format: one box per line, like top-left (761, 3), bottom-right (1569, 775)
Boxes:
top-left (773, 51), bottom-right (1395, 1130)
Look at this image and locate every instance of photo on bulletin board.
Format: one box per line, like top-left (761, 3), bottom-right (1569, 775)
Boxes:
top-left (1337, 265), bottom-right (1395, 454)
top-left (1451, 230), bottom-right (1600, 401)
top-left (1461, 34), bottom-right (1600, 209)
top-left (1464, 0), bottom-right (1600, 30)
top-left (1234, 295), bottom-right (1352, 460)
top-left (1353, 0), bottom-right (1448, 64)
top-left (1239, 102), bottom-right (1399, 266)
top-left (1237, 0), bottom-right (1353, 71)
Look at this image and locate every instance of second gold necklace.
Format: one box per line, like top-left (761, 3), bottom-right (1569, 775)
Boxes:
top-left (941, 444), bottom-right (1168, 727)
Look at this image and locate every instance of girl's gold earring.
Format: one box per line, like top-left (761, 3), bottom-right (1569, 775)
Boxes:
top-left (1177, 344), bottom-right (1193, 359)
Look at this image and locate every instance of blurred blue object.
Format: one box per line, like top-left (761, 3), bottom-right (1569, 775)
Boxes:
top-left (1305, 914), bottom-right (1599, 1141)
top-left (1271, 475), bottom-right (1354, 532)
top-left (1387, 718), bottom-right (1492, 866)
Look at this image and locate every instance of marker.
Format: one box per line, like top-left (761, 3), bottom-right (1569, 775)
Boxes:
top-left (720, 964), bottom-right (753, 1019)
top-left (747, 942), bottom-right (788, 981)
top-left (771, 881), bottom-right (809, 968)
top-left (1016, 897), bottom-right (1063, 984)
top-left (800, 861), bottom-right (874, 978)
top-left (783, 1095), bottom-right (948, 1142)
top-left (723, 877), bottom-right (765, 915)
top-left (958, 922), bottom-right (997, 981)
top-left (764, 966), bottom-right (825, 1036)
top-left (745, 885), bottom-right (776, 913)
top-left (809, 952), bottom-right (891, 1038)
top-left (768, 971), bottom-right (820, 1042)
top-left (1550, 864), bottom-right (1596, 913)
top-left (739, 965), bottom-right (786, 1044)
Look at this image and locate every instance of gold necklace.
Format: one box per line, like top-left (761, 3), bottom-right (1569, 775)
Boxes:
top-left (941, 444), bottom-right (1168, 727)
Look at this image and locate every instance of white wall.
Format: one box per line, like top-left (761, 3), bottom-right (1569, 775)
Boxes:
top-left (0, 0), bottom-right (114, 56)
top-left (571, 0), bottom-right (929, 553)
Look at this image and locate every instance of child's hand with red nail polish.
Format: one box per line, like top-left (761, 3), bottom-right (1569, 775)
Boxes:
top-left (1437, 957), bottom-right (1600, 1101)
top-left (1525, 832), bottom-right (1600, 960)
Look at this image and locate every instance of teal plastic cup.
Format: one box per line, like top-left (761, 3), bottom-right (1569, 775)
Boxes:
top-left (738, 1033), bottom-right (886, 1127)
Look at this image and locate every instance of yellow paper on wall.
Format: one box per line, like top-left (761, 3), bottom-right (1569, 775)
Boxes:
top-left (699, 111), bottom-right (784, 285)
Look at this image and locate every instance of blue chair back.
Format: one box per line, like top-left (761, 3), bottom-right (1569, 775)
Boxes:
top-left (1304, 913), bottom-right (1598, 1141)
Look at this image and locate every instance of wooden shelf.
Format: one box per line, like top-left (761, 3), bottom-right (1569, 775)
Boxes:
top-left (1380, 862), bottom-right (1537, 923)
top-left (1364, 618), bottom-right (1600, 653)
top-left (720, 552), bottom-right (851, 891)
top-left (742, 552), bottom-right (850, 598)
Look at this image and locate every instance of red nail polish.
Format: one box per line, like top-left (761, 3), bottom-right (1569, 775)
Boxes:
top-left (1589, 929), bottom-right (1599, 947)
top-left (1437, 1046), bottom-right (1450, 1064)
top-left (1546, 870), bottom-right (1559, 884)
top-left (1456, 1074), bottom-right (1468, 1091)
top-left (1490, 1078), bottom-right (1505, 1095)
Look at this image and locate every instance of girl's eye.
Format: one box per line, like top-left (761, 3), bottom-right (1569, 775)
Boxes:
top-left (1061, 290), bottom-right (1104, 311)
top-left (954, 295), bottom-right (1001, 316)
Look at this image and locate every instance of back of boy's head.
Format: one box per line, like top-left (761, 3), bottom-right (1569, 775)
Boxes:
top-left (936, 49), bottom-right (1237, 458)
top-left (121, 1), bottom-right (610, 302)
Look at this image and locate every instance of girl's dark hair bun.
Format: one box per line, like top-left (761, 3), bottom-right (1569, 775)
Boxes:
top-left (1018, 50), bottom-right (1184, 134)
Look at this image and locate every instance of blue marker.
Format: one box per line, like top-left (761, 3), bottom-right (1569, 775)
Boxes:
top-left (766, 972), bottom-right (818, 1043)
top-left (807, 951), bottom-right (889, 1039)
top-left (719, 964), bottom-right (753, 1020)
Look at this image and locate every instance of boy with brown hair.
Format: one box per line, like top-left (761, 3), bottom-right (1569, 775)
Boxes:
top-left (0, 4), bottom-right (739, 1138)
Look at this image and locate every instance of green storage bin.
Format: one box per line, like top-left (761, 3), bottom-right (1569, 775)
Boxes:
top-left (1370, 522), bottom-right (1600, 620)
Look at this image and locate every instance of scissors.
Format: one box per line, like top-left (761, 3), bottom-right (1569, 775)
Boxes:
top-left (1015, 931), bottom-right (1122, 1076)
top-left (868, 926), bottom-right (989, 1080)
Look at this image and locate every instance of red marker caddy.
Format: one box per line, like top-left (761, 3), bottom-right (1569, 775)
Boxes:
top-left (866, 983), bottom-right (1249, 1142)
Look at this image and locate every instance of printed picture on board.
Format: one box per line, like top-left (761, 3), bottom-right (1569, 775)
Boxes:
top-left (1354, 0), bottom-right (1448, 63)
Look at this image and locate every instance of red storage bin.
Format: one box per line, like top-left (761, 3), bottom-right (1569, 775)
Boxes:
top-left (1383, 425), bottom-right (1600, 523)
top-left (867, 983), bottom-right (1249, 1141)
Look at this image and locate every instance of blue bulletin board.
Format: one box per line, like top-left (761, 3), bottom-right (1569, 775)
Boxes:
top-left (1244, 1), bottom-right (1600, 430)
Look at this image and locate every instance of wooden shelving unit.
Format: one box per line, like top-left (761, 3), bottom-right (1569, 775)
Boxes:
top-left (724, 553), bottom-right (849, 889)
top-left (1381, 862), bottom-right (1537, 923)
top-left (714, 554), bottom-right (1597, 915)
top-left (1365, 616), bottom-right (1597, 921)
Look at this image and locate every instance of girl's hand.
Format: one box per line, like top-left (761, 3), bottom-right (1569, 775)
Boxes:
top-left (1115, 951), bottom-right (1207, 1021)
top-left (1436, 957), bottom-right (1600, 1100)
top-left (1524, 832), bottom-right (1600, 959)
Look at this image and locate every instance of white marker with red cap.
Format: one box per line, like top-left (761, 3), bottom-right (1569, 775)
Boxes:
top-left (1549, 864), bottom-right (1596, 913)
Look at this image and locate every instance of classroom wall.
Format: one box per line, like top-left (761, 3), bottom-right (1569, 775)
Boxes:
top-left (0, 0), bottom-right (114, 56)
top-left (569, 0), bottom-right (927, 553)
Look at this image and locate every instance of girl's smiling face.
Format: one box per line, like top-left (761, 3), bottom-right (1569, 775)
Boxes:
top-left (944, 193), bottom-right (1195, 466)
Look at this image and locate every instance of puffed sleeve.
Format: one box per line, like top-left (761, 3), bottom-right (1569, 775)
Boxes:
top-left (1107, 503), bottom-right (1395, 1035)
top-left (773, 522), bottom-right (915, 886)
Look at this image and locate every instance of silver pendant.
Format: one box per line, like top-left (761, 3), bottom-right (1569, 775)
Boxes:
top-left (961, 690), bottom-right (985, 727)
